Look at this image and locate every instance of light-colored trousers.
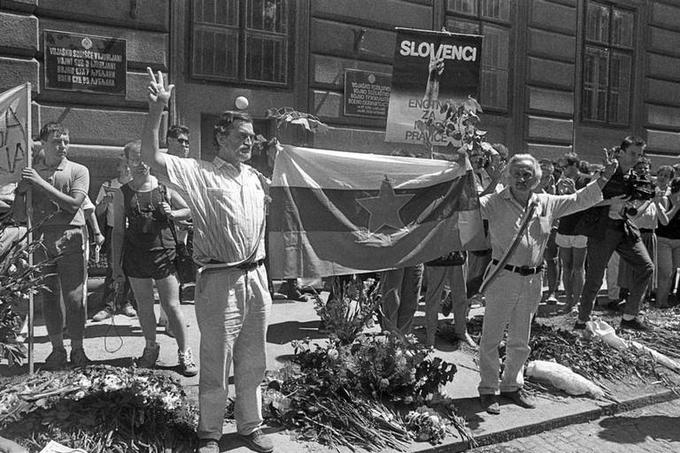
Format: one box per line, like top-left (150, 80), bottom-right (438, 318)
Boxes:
top-left (195, 264), bottom-right (271, 440)
top-left (424, 265), bottom-right (468, 345)
top-left (478, 269), bottom-right (542, 395)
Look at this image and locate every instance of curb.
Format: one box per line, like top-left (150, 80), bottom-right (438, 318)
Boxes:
top-left (418, 389), bottom-right (680, 452)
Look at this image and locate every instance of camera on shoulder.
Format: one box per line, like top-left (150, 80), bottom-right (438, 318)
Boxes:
top-left (602, 169), bottom-right (655, 203)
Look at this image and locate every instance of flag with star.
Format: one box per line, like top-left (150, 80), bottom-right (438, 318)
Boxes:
top-left (267, 145), bottom-right (487, 278)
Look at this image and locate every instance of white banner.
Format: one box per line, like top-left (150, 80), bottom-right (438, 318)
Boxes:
top-left (0, 84), bottom-right (30, 187)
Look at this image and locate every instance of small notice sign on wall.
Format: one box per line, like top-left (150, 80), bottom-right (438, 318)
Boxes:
top-left (43, 30), bottom-right (127, 96)
top-left (343, 69), bottom-right (391, 119)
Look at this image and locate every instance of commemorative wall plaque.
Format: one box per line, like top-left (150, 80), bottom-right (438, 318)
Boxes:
top-left (44, 30), bottom-right (127, 95)
top-left (344, 69), bottom-right (391, 119)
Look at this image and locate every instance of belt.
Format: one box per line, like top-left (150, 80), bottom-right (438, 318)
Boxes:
top-left (204, 259), bottom-right (264, 271)
top-left (639, 228), bottom-right (654, 234)
top-left (492, 259), bottom-right (543, 276)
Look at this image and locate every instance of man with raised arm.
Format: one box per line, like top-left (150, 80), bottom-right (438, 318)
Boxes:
top-left (141, 69), bottom-right (273, 453)
top-left (477, 152), bottom-right (617, 415)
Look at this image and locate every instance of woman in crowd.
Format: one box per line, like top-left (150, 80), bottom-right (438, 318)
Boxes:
top-left (656, 165), bottom-right (675, 196)
top-left (654, 178), bottom-right (680, 308)
top-left (111, 140), bottom-right (197, 376)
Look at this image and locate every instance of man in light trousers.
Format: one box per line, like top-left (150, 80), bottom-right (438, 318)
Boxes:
top-left (141, 69), bottom-right (273, 453)
top-left (477, 153), bottom-right (616, 415)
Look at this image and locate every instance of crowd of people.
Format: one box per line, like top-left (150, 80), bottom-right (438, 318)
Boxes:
top-left (2, 66), bottom-right (680, 453)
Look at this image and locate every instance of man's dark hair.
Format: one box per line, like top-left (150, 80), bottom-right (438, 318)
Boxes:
top-left (213, 110), bottom-right (252, 147)
top-left (167, 124), bottom-right (190, 140)
top-left (39, 122), bottom-right (69, 141)
top-left (563, 152), bottom-right (580, 167)
top-left (620, 136), bottom-right (646, 151)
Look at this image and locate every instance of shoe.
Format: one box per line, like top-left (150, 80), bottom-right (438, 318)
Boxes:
top-left (196, 439), bottom-right (220, 453)
top-left (137, 343), bottom-right (160, 368)
top-left (574, 321), bottom-right (586, 330)
top-left (501, 389), bottom-right (535, 409)
top-left (455, 332), bottom-right (478, 349)
top-left (285, 288), bottom-right (305, 301)
top-left (178, 348), bottom-right (198, 377)
top-left (605, 299), bottom-right (625, 311)
top-left (479, 394), bottom-right (500, 415)
top-left (121, 303), bottom-right (137, 317)
top-left (620, 318), bottom-right (650, 331)
top-left (43, 348), bottom-right (67, 370)
top-left (239, 429), bottom-right (273, 453)
top-left (92, 308), bottom-right (114, 322)
top-left (70, 348), bottom-right (90, 367)
top-left (546, 294), bottom-right (558, 305)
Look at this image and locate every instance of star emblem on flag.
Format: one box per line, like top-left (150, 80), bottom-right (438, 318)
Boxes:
top-left (356, 176), bottom-right (414, 232)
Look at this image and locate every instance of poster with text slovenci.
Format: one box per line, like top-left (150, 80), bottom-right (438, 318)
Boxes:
top-left (385, 28), bottom-right (482, 146)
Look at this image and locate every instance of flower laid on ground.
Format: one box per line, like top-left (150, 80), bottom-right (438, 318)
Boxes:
top-left (250, 333), bottom-right (472, 452)
top-left (0, 365), bottom-right (197, 453)
top-left (404, 406), bottom-right (448, 444)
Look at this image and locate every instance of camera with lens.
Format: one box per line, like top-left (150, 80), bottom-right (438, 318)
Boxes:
top-left (602, 169), bottom-right (655, 216)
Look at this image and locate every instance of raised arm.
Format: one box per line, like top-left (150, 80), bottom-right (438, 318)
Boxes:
top-left (141, 67), bottom-right (174, 180)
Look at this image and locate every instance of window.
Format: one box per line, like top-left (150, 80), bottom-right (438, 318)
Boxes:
top-left (581, 2), bottom-right (634, 124)
top-left (192, 0), bottom-right (290, 86)
top-left (446, 0), bottom-right (511, 110)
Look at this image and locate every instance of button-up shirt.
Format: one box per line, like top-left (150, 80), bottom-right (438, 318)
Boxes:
top-left (165, 154), bottom-right (266, 264)
top-left (479, 181), bottom-right (603, 267)
top-left (33, 158), bottom-right (89, 228)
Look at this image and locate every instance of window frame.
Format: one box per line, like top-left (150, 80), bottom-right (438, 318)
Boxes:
top-left (191, 0), bottom-right (293, 88)
top-left (579, 0), bottom-right (636, 126)
top-left (445, 0), bottom-right (513, 113)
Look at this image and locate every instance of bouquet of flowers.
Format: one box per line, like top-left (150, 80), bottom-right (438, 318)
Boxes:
top-left (255, 333), bottom-right (470, 451)
top-left (0, 365), bottom-right (198, 453)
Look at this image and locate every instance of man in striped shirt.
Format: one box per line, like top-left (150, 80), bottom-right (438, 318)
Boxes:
top-left (141, 69), bottom-right (273, 453)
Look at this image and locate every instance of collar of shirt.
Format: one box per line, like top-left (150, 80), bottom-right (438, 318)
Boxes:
top-left (213, 156), bottom-right (241, 172)
top-left (500, 185), bottom-right (538, 205)
top-left (35, 158), bottom-right (67, 173)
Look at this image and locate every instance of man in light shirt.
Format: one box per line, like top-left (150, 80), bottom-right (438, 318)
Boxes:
top-left (477, 153), bottom-right (616, 415)
top-left (141, 69), bottom-right (273, 453)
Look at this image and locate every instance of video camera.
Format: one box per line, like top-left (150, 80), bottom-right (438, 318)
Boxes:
top-left (602, 169), bottom-right (655, 215)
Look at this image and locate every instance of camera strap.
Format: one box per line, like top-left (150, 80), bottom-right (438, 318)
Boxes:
top-left (476, 198), bottom-right (538, 296)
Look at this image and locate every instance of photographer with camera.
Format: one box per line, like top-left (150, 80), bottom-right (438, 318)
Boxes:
top-left (574, 136), bottom-right (655, 331)
top-left (618, 157), bottom-right (660, 305)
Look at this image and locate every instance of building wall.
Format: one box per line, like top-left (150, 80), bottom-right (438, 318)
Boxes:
top-left (644, 0), bottom-right (680, 164)
top-left (2, 0), bottom-right (680, 196)
top-left (0, 0), bottom-right (169, 199)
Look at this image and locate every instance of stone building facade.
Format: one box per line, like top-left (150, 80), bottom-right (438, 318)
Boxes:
top-left (1, 0), bottom-right (679, 197)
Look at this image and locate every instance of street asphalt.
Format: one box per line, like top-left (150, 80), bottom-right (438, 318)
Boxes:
top-left (6, 277), bottom-right (678, 453)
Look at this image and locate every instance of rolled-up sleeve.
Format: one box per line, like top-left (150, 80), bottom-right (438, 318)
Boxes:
top-left (551, 180), bottom-right (603, 219)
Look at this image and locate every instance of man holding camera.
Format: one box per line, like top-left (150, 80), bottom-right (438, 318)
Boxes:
top-left (574, 136), bottom-right (655, 331)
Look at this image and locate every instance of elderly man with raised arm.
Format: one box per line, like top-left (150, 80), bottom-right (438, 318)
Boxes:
top-left (477, 152), bottom-right (617, 415)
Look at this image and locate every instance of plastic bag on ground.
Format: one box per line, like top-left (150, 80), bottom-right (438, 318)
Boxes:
top-left (587, 320), bottom-right (680, 374)
top-left (526, 360), bottom-right (605, 398)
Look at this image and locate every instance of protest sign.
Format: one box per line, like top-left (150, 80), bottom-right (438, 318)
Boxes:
top-left (385, 28), bottom-right (482, 146)
top-left (0, 83), bottom-right (30, 187)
